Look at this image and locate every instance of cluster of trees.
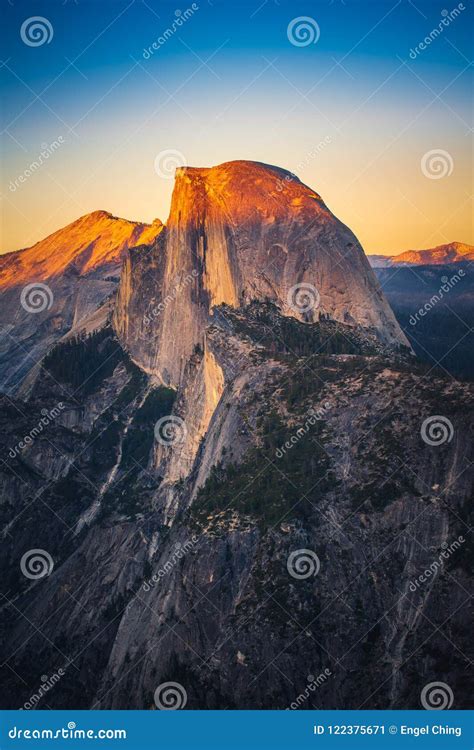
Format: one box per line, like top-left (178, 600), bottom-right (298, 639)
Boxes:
top-left (193, 410), bottom-right (334, 527)
top-left (44, 328), bottom-right (122, 395)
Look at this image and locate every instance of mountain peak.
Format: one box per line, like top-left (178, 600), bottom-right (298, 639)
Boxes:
top-left (170, 160), bottom-right (324, 225)
top-left (176, 159), bottom-right (303, 182)
top-left (114, 159), bottom-right (408, 387)
top-left (368, 241), bottom-right (474, 267)
top-left (0, 211), bottom-right (164, 289)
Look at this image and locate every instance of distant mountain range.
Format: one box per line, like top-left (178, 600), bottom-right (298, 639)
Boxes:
top-left (1, 209), bottom-right (472, 394)
top-left (1, 162), bottom-right (472, 711)
top-left (368, 241), bottom-right (474, 268)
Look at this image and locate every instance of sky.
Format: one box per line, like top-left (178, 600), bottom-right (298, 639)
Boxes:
top-left (0, 0), bottom-right (472, 255)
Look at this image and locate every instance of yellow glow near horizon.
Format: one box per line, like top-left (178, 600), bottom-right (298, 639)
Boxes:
top-left (2, 61), bottom-right (472, 256)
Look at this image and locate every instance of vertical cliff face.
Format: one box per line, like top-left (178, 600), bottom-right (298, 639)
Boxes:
top-left (1, 165), bottom-right (471, 712)
top-left (0, 211), bottom-right (163, 395)
top-left (113, 161), bottom-right (409, 387)
top-left (153, 342), bottom-right (224, 487)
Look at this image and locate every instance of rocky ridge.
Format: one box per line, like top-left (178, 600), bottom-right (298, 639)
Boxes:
top-left (0, 162), bottom-right (472, 711)
top-left (369, 241), bottom-right (474, 268)
top-left (0, 211), bottom-right (163, 395)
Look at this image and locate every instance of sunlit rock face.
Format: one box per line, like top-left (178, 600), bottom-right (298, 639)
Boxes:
top-left (369, 241), bottom-right (474, 268)
top-left (113, 160), bottom-right (408, 387)
top-left (0, 210), bottom-right (163, 287)
top-left (0, 211), bottom-right (163, 395)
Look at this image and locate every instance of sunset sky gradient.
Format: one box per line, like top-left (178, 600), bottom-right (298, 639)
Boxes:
top-left (1, 0), bottom-right (472, 255)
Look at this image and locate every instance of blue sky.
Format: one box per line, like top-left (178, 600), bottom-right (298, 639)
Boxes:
top-left (1, 0), bottom-right (472, 253)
